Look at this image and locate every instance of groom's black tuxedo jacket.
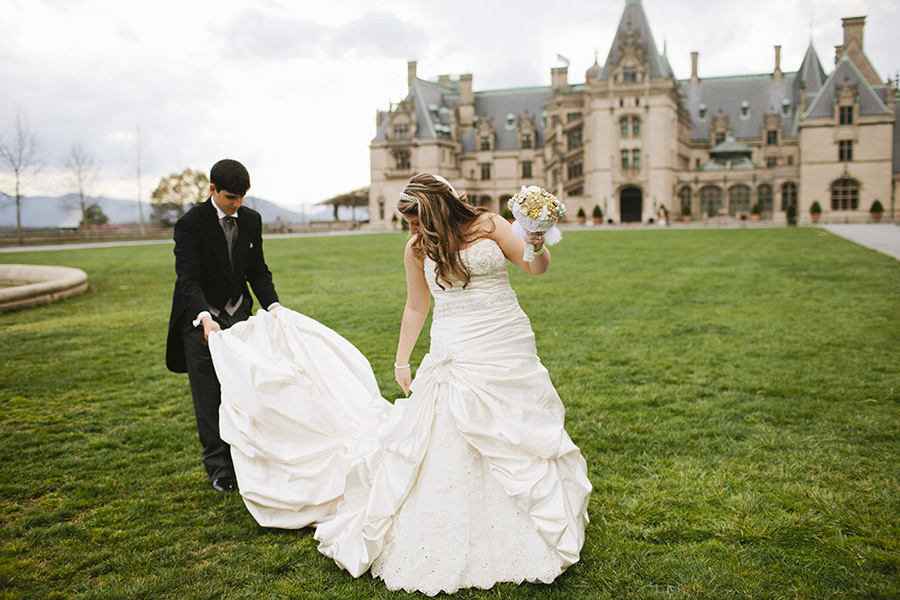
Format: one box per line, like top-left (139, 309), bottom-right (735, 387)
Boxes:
top-left (165, 198), bottom-right (278, 373)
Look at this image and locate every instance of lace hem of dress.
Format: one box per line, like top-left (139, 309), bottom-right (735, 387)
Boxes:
top-left (433, 289), bottom-right (518, 320)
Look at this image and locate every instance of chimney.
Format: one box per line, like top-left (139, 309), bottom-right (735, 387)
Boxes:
top-left (837, 15), bottom-right (880, 85)
top-left (690, 52), bottom-right (699, 87)
top-left (773, 45), bottom-right (783, 83)
top-left (458, 74), bottom-right (474, 131)
top-left (438, 74), bottom-right (451, 87)
top-left (551, 66), bottom-right (569, 94)
top-left (842, 16), bottom-right (865, 52)
top-left (407, 61), bottom-right (417, 89)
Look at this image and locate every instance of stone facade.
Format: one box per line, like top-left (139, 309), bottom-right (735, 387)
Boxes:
top-left (369, 0), bottom-right (899, 227)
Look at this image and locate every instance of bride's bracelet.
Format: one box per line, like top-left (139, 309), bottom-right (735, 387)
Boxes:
top-left (394, 362), bottom-right (410, 369)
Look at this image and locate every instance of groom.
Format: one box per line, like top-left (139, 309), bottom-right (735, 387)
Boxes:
top-left (166, 158), bottom-right (280, 492)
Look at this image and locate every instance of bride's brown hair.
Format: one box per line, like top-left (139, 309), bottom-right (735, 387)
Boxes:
top-left (397, 173), bottom-right (492, 289)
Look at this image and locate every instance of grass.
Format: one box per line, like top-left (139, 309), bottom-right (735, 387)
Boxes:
top-left (1, 227), bottom-right (899, 599)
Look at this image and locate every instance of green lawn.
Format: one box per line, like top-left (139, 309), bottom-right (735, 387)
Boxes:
top-left (1, 227), bottom-right (899, 599)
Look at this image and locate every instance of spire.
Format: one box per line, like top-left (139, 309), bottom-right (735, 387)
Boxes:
top-left (596, 0), bottom-right (668, 81)
top-left (796, 43), bottom-right (826, 93)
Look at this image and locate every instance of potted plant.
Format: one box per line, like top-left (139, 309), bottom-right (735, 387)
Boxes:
top-left (809, 201), bottom-right (822, 224)
top-left (871, 200), bottom-right (884, 223)
top-left (681, 203), bottom-right (692, 223)
top-left (750, 203), bottom-right (760, 222)
top-left (786, 202), bottom-right (798, 226)
top-left (592, 205), bottom-right (603, 225)
top-left (501, 208), bottom-right (514, 223)
top-left (576, 207), bottom-right (586, 225)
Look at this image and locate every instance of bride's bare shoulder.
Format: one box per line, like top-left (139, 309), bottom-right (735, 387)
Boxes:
top-left (469, 212), bottom-right (506, 238)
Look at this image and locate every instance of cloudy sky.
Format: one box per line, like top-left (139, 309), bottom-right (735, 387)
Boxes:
top-left (1, 0), bottom-right (897, 210)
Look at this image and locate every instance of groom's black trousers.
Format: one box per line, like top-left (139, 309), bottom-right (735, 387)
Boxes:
top-left (180, 298), bottom-right (251, 481)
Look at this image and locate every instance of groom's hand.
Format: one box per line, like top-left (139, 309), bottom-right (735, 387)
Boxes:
top-left (201, 316), bottom-right (221, 341)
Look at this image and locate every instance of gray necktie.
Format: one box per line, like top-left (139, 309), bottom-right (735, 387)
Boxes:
top-left (222, 216), bottom-right (237, 266)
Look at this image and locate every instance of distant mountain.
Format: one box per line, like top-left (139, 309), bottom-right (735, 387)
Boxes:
top-left (0, 195), bottom-right (364, 228)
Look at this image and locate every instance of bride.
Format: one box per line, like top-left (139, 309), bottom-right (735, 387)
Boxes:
top-left (209, 173), bottom-right (591, 595)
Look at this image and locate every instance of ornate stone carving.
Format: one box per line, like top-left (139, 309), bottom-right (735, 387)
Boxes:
top-left (835, 83), bottom-right (859, 105)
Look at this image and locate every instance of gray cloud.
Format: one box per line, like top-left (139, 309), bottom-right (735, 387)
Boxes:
top-left (219, 8), bottom-right (427, 60)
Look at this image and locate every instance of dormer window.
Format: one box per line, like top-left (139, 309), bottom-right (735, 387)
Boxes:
top-left (781, 99), bottom-right (791, 117)
top-left (740, 101), bottom-right (750, 120)
top-left (623, 67), bottom-right (637, 83)
top-left (521, 133), bottom-right (533, 149)
top-left (698, 104), bottom-right (708, 121)
top-left (393, 123), bottom-right (409, 140)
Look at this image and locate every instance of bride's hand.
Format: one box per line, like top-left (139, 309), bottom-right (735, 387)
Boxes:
top-left (395, 365), bottom-right (412, 396)
top-left (526, 231), bottom-right (545, 253)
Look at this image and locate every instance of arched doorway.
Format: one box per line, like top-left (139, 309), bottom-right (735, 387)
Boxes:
top-left (620, 187), bottom-right (643, 223)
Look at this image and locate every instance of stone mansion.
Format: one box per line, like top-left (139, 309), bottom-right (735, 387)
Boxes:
top-left (368, 0), bottom-right (898, 227)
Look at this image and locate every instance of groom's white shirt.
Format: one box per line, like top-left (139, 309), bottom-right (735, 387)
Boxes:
top-left (191, 199), bottom-right (279, 328)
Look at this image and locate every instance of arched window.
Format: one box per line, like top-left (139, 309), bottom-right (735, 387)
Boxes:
top-left (831, 178), bottom-right (859, 211)
top-left (632, 117), bottom-right (641, 136)
top-left (620, 118), bottom-right (629, 137)
top-left (729, 185), bottom-right (751, 216)
top-left (700, 185), bottom-right (722, 218)
top-left (678, 186), bottom-right (692, 215)
top-left (757, 184), bottom-right (773, 214)
top-left (781, 182), bottom-right (797, 211)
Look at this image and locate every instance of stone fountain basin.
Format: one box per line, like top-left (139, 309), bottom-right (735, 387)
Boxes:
top-left (0, 264), bottom-right (89, 312)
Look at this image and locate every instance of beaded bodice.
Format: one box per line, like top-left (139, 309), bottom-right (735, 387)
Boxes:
top-left (424, 239), bottom-right (518, 319)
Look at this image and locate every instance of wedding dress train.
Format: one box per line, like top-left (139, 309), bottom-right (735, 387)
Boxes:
top-left (209, 239), bottom-right (591, 595)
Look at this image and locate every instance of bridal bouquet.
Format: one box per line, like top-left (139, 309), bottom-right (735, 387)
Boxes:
top-left (507, 186), bottom-right (565, 262)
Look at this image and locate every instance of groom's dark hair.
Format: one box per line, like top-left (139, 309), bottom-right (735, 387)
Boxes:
top-left (210, 159), bottom-right (251, 195)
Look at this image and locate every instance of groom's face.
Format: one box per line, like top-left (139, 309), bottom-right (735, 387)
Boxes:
top-left (211, 184), bottom-right (245, 216)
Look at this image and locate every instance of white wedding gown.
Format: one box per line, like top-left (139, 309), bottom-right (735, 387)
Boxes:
top-left (209, 239), bottom-right (591, 595)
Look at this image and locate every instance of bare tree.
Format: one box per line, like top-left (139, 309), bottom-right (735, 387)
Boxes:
top-left (135, 126), bottom-right (146, 235)
top-left (62, 142), bottom-right (101, 231)
top-left (122, 125), bottom-right (148, 235)
top-left (0, 111), bottom-right (42, 245)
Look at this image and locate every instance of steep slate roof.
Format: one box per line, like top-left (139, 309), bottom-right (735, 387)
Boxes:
top-left (789, 43), bottom-right (828, 135)
top-left (679, 74), bottom-right (797, 142)
top-left (795, 43), bottom-right (828, 93)
top-left (469, 87), bottom-right (550, 152)
top-left (701, 136), bottom-right (759, 170)
top-left (595, 0), bottom-right (670, 81)
top-left (677, 43), bottom-right (834, 142)
top-left (375, 76), bottom-right (549, 153)
top-left (803, 53), bottom-right (892, 119)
